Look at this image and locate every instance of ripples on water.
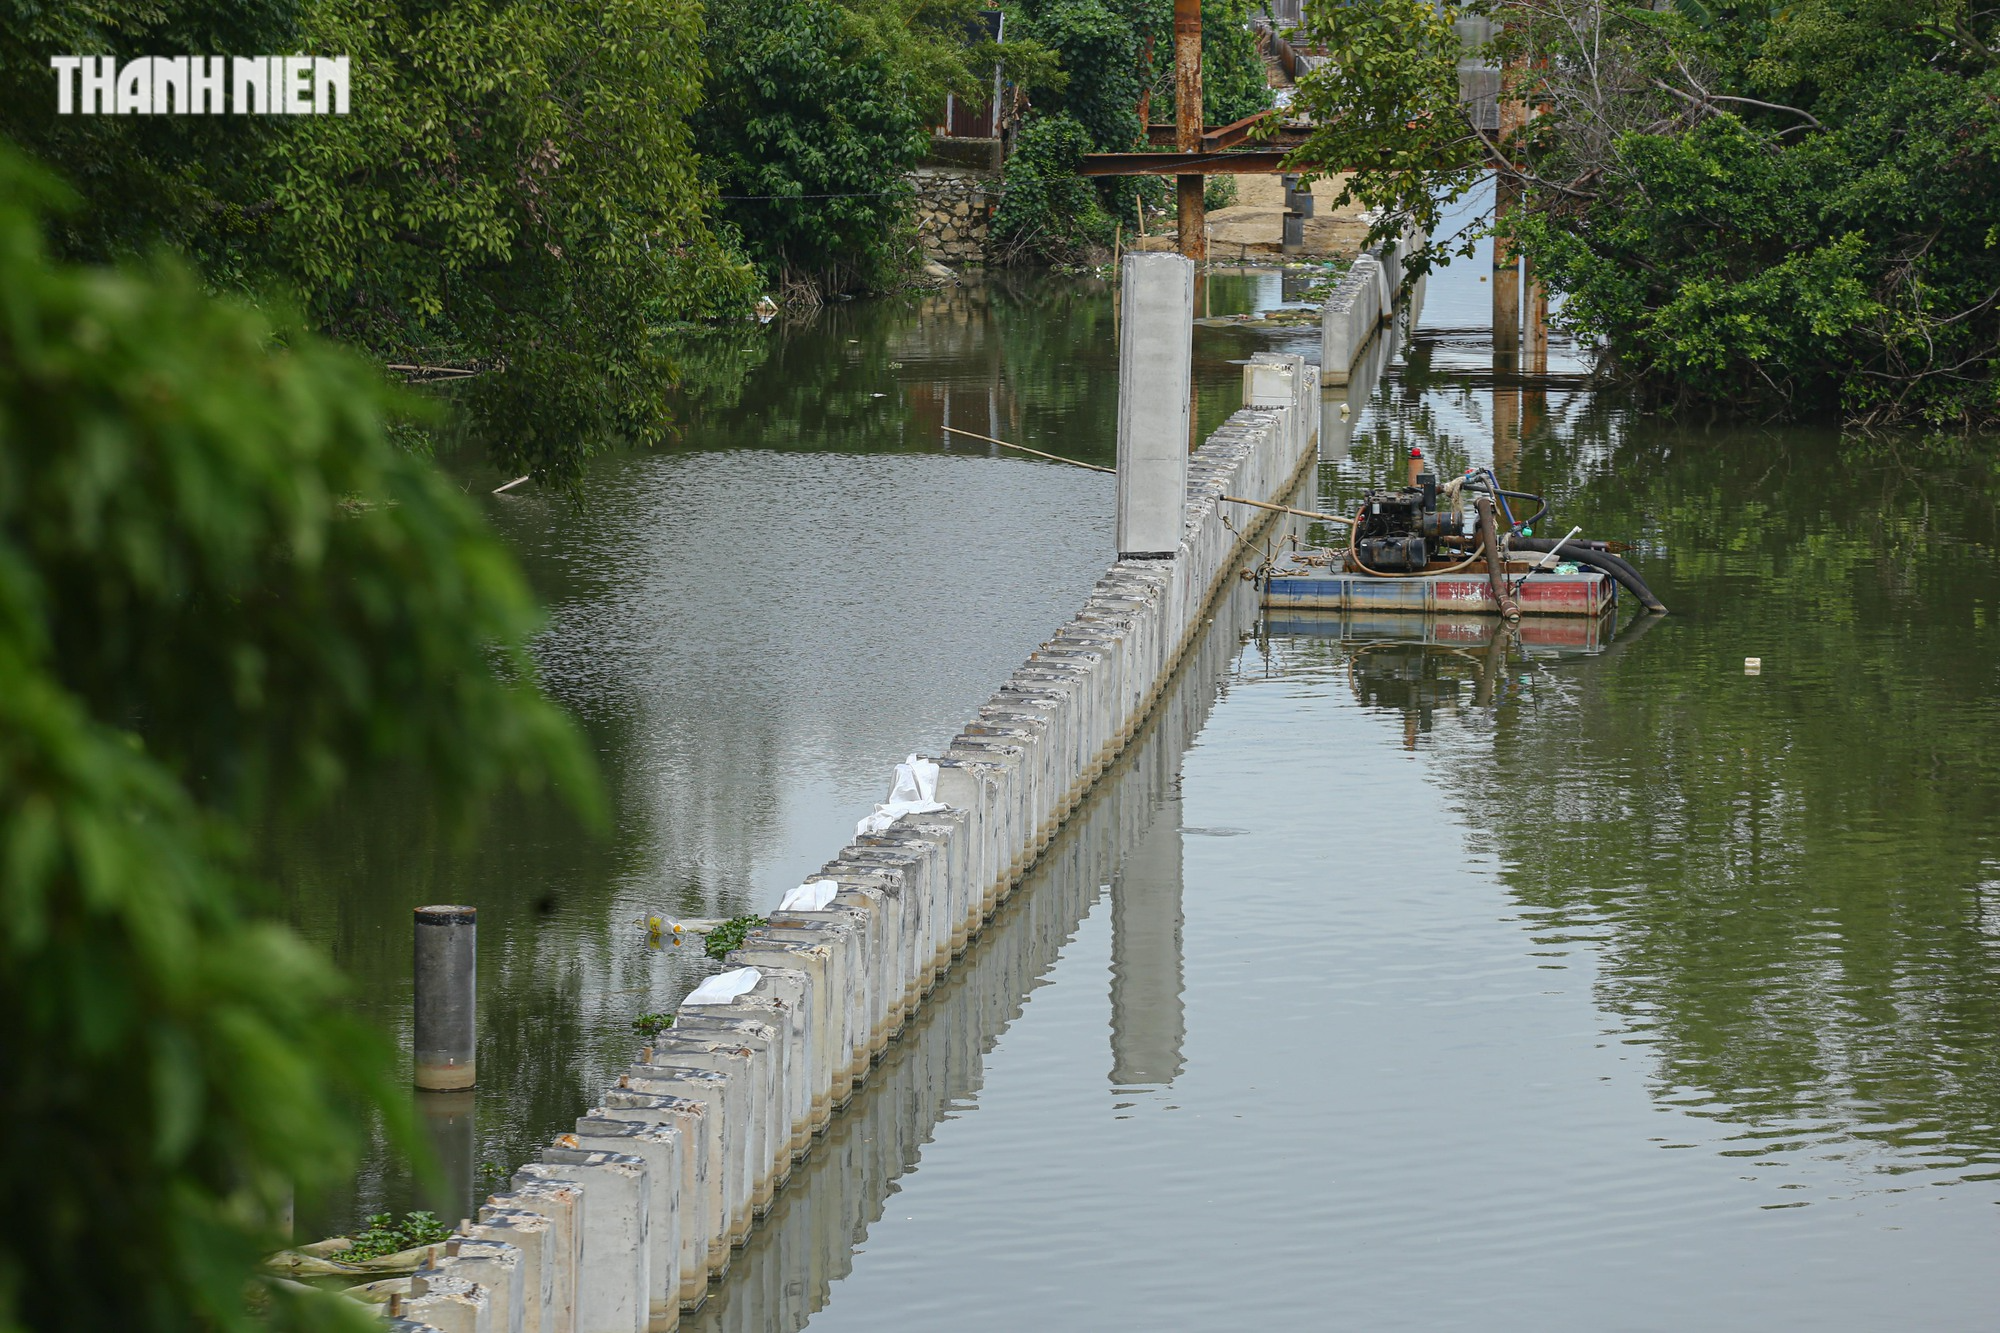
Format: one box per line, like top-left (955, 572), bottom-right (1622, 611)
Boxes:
top-left (278, 212), bottom-right (2000, 1327)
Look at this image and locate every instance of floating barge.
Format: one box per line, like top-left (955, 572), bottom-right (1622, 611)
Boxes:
top-left (1261, 550), bottom-right (1617, 617)
top-left (1243, 451), bottom-right (1665, 621)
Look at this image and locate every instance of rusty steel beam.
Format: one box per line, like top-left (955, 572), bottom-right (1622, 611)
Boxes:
top-left (1079, 151), bottom-right (1297, 176)
top-left (1143, 117), bottom-right (1308, 150)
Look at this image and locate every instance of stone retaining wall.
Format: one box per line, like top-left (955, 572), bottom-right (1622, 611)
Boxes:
top-left (911, 166), bottom-right (997, 264)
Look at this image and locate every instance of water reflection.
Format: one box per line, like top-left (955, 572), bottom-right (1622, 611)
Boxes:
top-left (1314, 335), bottom-right (2000, 1196)
top-left (1468, 427), bottom-right (2000, 1188)
top-left (274, 228), bottom-right (2000, 1322)
top-left (1265, 611), bottom-right (1621, 752)
top-left (275, 269), bottom-right (1279, 1238)
top-left (680, 550), bottom-right (1252, 1333)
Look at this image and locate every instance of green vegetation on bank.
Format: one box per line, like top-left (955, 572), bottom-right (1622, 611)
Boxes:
top-left (2, 0), bottom-right (753, 481)
top-left (0, 146), bottom-right (596, 1333)
top-left (995, 0), bottom-right (1273, 261)
top-left (699, 0), bottom-right (1005, 296)
top-left (0, 0), bottom-right (1282, 459)
top-left (1288, 0), bottom-right (2000, 429)
top-left (0, 0), bottom-right (1045, 478)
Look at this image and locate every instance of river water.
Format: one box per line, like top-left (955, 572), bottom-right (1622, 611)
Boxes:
top-left (281, 215), bottom-right (2000, 1328)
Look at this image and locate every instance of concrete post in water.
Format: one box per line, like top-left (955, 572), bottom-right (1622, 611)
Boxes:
top-left (620, 1066), bottom-right (736, 1269)
top-left (404, 1271), bottom-right (491, 1333)
top-left (1116, 253), bottom-right (1195, 560)
top-left (439, 1237), bottom-right (525, 1333)
top-left (1174, 0), bottom-right (1205, 260)
top-left (597, 1088), bottom-right (711, 1311)
top-left (1320, 256), bottom-right (1382, 384)
top-left (415, 904), bottom-right (477, 1090)
top-left (573, 1116), bottom-right (681, 1332)
top-left (472, 1206), bottom-right (556, 1333)
top-left (1245, 352), bottom-right (1312, 454)
top-left (493, 1181), bottom-right (584, 1333)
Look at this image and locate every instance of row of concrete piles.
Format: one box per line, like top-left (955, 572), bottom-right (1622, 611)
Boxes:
top-left (1321, 225), bottom-right (1429, 386)
top-left (369, 254), bottom-right (1348, 1333)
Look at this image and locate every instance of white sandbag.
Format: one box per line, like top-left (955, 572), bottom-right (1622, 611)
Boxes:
top-left (888, 754), bottom-right (938, 805)
top-left (856, 755), bottom-right (948, 836)
top-left (778, 879), bottom-right (838, 912)
top-left (682, 967), bottom-right (761, 1006)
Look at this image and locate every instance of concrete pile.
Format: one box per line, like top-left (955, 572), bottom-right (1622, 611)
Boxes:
top-left (1321, 222), bottom-right (1428, 383)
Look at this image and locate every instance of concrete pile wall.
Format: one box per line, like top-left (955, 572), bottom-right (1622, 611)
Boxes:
top-left (365, 356), bottom-right (1321, 1333)
top-left (662, 519), bottom-right (1265, 1333)
top-left (1321, 224), bottom-right (1427, 383)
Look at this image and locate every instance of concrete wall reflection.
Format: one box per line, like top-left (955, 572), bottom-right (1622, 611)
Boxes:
top-left (1108, 744), bottom-right (1186, 1088)
top-left (680, 575), bottom-right (1257, 1333)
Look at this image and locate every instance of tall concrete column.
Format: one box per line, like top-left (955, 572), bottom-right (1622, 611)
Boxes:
top-left (415, 904), bottom-right (477, 1090)
top-left (1492, 167), bottom-right (1520, 358)
top-left (1115, 253), bottom-right (1194, 559)
top-left (1174, 0), bottom-right (1205, 261)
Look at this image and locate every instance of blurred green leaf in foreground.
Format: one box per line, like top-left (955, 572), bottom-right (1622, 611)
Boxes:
top-left (0, 140), bottom-right (598, 1333)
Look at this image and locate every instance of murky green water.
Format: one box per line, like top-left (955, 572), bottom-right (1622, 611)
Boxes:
top-left (281, 219), bottom-right (2000, 1326)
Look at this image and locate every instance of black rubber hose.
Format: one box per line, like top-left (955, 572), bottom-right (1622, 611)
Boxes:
top-left (1461, 477), bottom-right (1550, 533)
top-left (1510, 537), bottom-right (1669, 614)
top-left (1496, 489), bottom-right (1551, 533)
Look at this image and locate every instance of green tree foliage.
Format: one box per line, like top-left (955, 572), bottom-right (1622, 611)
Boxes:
top-left (1510, 0), bottom-right (2000, 425)
top-left (992, 112), bottom-right (1114, 260)
top-left (1001, 0), bottom-right (1271, 261)
top-left (1289, 0), bottom-right (2000, 427)
top-left (697, 0), bottom-right (1019, 295)
top-left (1011, 0), bottom-right (1156, 148)
top-left (698, 0), bottom-right (933, 295)
top-left (1157, 0), bottom-right (1275, 129)
top-left (1286, 0), bottom-right (1485, 257)
top-left (0, 0), bottom-right (758, 482)
top-left (0, 145), bottom-right (595, 1333)
top-left (281, 0), bottom-right (756, 476)
top-left (0, 0), bottom-right (294, 267)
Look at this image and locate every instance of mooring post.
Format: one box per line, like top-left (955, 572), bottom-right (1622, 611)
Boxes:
top-left (1116, 253), bottom-right (1194, 560)
top-left (414, 904), bottom-right (477, 1090)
